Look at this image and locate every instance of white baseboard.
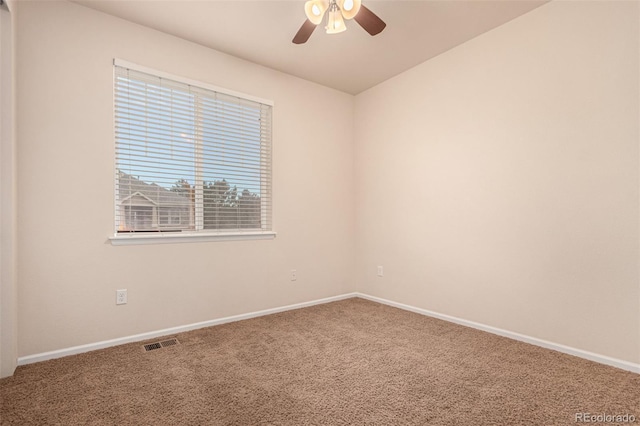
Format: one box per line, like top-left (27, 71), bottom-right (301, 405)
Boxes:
top-left (18, 291), bottom-right (640, 375)
top-left (17, 293), bottom-right (359, 366)
top-left (355, 293), bottom-right (640, 374)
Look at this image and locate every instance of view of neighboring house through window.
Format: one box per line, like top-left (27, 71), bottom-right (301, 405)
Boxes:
top-left (114, 61), bottom-right (273, 235)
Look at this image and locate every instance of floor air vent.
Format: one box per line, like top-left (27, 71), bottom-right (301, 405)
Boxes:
top-left (143, 338), bottom-right (180, 352)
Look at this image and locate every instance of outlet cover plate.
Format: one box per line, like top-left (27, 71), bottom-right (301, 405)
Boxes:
top-left (116, 289), bottom-right (127, 305)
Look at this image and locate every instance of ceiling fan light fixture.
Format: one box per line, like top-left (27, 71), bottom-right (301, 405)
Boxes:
top-left (293, 0), bottom-right (385, 44)
top-left (337, 0), bottom-right (361, 20)
top-left (325, 2), bottom-right (346, 34)
top-left (304, 0), bottom-right (327, 25)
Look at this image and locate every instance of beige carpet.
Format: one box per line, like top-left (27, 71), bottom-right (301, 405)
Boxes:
top-left (1, 298), bottom-right (638, 425)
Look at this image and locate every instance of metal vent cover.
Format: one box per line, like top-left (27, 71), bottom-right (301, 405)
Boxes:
top-left (143, 342), bottom-right (162, 351)
top-left (143, 338), bottom-right (180, 352)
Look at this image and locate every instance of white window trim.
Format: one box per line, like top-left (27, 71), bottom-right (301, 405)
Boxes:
top-left (109, 231), bottom-right (276, 246)
top-left (110, 59), bottom-right (275, 245)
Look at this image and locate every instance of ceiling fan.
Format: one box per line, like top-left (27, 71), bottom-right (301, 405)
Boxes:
top-left (293, 0), bottom-right (386, 44)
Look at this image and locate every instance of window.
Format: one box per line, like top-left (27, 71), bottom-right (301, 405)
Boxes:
top-left (124, 206), bottom-right (153, 230)
top-left (113, 60), bottom-right (273, 243)
top-left (158, 207), bottom-right (188, 227)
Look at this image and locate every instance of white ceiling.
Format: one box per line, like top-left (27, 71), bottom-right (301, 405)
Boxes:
top-left (73, 0), bottom-right (548, 94)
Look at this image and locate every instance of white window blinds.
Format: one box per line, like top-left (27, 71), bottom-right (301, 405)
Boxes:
top-left (114, 62), bottom-right (272, 236)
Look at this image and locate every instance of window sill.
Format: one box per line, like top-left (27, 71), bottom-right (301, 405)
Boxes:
top-left (109, 231), bottom-right (276, 246)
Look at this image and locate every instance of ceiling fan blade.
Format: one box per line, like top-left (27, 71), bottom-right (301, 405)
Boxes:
top-left (292, 19), bottom-right (317, 44)
top-left (354, 5), bottom-right (386, 36)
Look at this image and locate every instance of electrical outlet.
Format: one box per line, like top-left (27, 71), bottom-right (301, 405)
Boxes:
top-left (116, 289), bottom-right (127, 305)
top-left (291, 269), bottom-right (297, 281)
top-left (377, 266), bottom-right (384, 277)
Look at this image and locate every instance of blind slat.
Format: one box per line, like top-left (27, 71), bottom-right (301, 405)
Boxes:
top-left (115, 64), bottom-right (272, 234)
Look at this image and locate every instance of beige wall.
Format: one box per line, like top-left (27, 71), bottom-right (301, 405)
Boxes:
top-left (355, 0), bottom-right (639, 364)
top-left (16, 0), bottom-right (355, 357)
top-left (11, 0), bottom-right (640, 368)
top-left (1, 0), bottom-right (18, 377)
